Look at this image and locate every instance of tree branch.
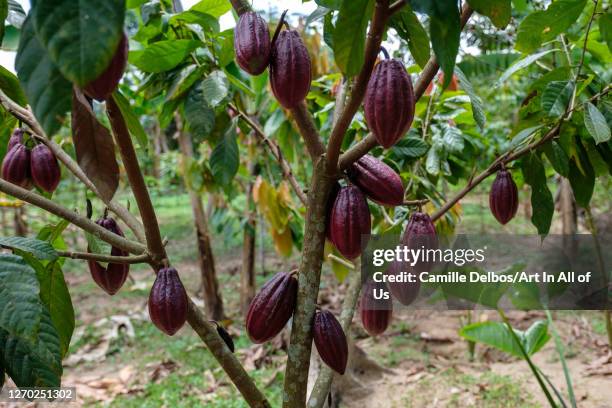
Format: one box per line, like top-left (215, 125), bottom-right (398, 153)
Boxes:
top-left (307, 269), bottom-right (362, 408)
top-left (57, 250), bottom-right (151, 264)
top-left (229, 103), bottom-right (308, 206)
top-left (326, 0), bottom-right (391, 174)
top-left (337, 3), bottom-right (474, 171)
top-left (0, 178), bottom-right (147, 254)
top-left (0, 90), bottom-right (146, 243)
top-left (291, 101), bottom-right (326, 159)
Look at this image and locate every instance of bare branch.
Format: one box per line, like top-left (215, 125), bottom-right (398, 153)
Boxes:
top-left (229, 103), bottom-right (308, 206)
top-left (57, 250), bottom-right (151, 264)
top-left (291, 101), bottom-right (326, 159)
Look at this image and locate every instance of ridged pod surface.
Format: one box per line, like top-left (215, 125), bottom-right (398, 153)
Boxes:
top-left (313, 310), bottom-right (348, 375)
top-left (234, 12), bottom-right (271, 75)
top-left (364, 59), bottom-right (415, 148)
top-left (84, 33), bottom-right (128, 101)
top-left (270, 30), bottom-right (311, 108)
top-left (489, 169), bottom-right (519, 225)
top-left (387, 261), bottom-right (420, 306)
top-left (30, 144), bottom-right (60, 193)
top-left (360, 280), bottom-right (392, 336)
top-left (8, 129), bottom-right (24, 152)
top-left (246, 272), bottom-right (298, 343)
top-left (329, 185), bottom-right (371, 260)
top-left (401, 211), bottom-right (438, 274)
top-left (88, 217), bottom-right (130, 295)
top-left (347, 155), bottom-right (404, 206)
top-left (325, 182), bottom-right (341, 241)
top-left (2, 144), bottom-right (31, 188)
top-left (148, 267), bottom-right (188, 336)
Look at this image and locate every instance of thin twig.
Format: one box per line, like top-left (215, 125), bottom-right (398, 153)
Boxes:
top-left (57, 250), bottom-right (151, 264)
top-left (229, 103), bottom-right (308, 205)
top-left (403, 199), bottom-right (429, 206)
top-left (327, 253), bottom-right (355, 270)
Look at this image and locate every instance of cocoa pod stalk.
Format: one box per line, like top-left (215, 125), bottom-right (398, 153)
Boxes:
top-left (364, 53), bottom-right (415, 148)
top-left (245, 272), bottom-right (298, 343)
top-left (313, 310), bottom-right (348, 375)
top-left (329, 185), bottom-right (371, 260)
top-left (148, 267), bottom-right (189, 336)
top-left (269, 28), bottom-right (311, 108)
top-left (347, 155), bottom-right (404, 207)
top-left (360, 279), bottom-right (392, 336)
top-left (234, 11), bottom-right (271, 75)
top-left (489, 169), bottom-right (519, 225)
top-left (83, 33), bottom-right (128, 101)
top-left (30, 144), bottom-right (61, 193)
top-left (87, 217), bottom-right (130, 295)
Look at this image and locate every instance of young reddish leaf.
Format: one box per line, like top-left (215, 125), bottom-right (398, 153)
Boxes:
top-left (71, 88), bottom-right (119, 201)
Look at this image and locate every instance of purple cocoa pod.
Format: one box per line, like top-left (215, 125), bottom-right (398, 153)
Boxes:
top-left (234, 11), bottom-right (271, 75)
top-left (313, 310), bottom-right (348, 375)
top-left (347, 155), bottom-right (404, 206)
top-left (360, 279), bottom-right (392, 336)
top-left (30, 144), bottom-right (61, 193)
top-left (7, 129), bottom-right (24, 151)
top-left (270, 30), bottom-right (311, 108)
top-left (489, 169), bottom-right (519, 225)
top-left (87, 217), bottom-right (130, 295)
top-left (148, 267), bottom-right (189, 336)
top-left (2, 144), bottom-right (31, 188)
top-left (329, 185), bottom-right (371, 260)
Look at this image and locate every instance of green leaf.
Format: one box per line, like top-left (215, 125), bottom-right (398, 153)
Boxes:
top-left (112, 91), bottom-right (149, 149)
top-left (509, 125), bottom-right (542, 149)
top-left (85, 232), bottom-right (112, 268)
top-left (521, 152), bottom-right (553, 236)
top-left (33, 0), bottom-right (125, 86)
top-left (516, 0), bottom-right (587, 54)
top-left (459, 320), bottom-right (550, 358)
top-left (0, 307), bottom-right (62, 387)
top-left (201, 70), bottom-right (229, 107)
top-left (188, 0), bottom-right (231, 18)
top-left (36, 262), bottom-right (74, 358)
top-left (316, 0), bottom-right (341, 9)
top-left (184, 81), bottom-right (215, 140)
top-left (583, 102), bottom-right (611, 144)
top-left (0, 65), bottom-right (26, 106)
top-left (443, 126), bottom-right (464, 152)
top-left (0, 237), bottom-right (57, 261)
top-left (305, 6), bottom-right (331, 28)
top-left (454, 66), bottom-right (485, 130)
top-left (15, 16), bottom-right (72, 136)
top-left (128, 40), bottom-right (201, 73)
top-left (600, 12), bottom-right (612, 53)
top-left (210, 119), bottom-right (239, 186)
top-left (393, 136), bottom-right (429, 159)
top-left (543, 141), bottom-right (569, 177)
top-left (568, 138), bottom-right (595, 207)
top-left (171, 10), bottom-right (219, 33)
top-left (466, 0), bottom-right (511, 29)
top-left (541, 80), bottom-right (574, 118)
top-left (389, 6), bottom-right (430, 68)
top-left (332, 0), bottom-right (374, 76)
top-left (497, 49), bottom-right (558, 86)
top-left (425, 146), bottom-right (440, 175)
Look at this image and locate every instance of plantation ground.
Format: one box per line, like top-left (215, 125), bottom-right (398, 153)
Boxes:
top-left (3, 183), bottom-right (611, 407)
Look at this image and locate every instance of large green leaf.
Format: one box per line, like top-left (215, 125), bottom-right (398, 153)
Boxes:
top-left (497, 49), bottom-right (558, 85)
top-left (583, 102), bottom-right (611, 144)
top-left (33, 0), bottom-right (126, 86)
top-left (442, 126), bottom-right (464, 152)
top-left (0, 237), bottom-right (57, 261)
top-left (516, 0), bottom-right (587, 53)
top-left (521, 152), bottom-right (553, 236)
top-left (541, 80), bottom-right (574, 118)
top-left (184, 81), bottom-right (215, 140)
top-left (466, 0), bottom-right (511, 29)
top-left (454, 66), bottom-right (485, 130)
top-left (0, 307), bottom-right (62, 387)
top-left (332, 0), bottom-right (374, 76)
top-left (600, 12), bottom-right (612, 53)
top-left (36, 262), bottom-right (74, 358)
top-left (112, 91), bottom-right (149, 149)
top-left (389, 6), bottom-right (430, 68)
top-left (15, 16), bottom-right (72, 136)
top-left (210, 119), bottom-right (239, 186)
top-left (129, 40), bottom-right (201, 73)
top-left (543, 141), bottom-right (569, 177)
top-left (568, 138), bottom-right (595, 207)
top-left (0, 65), bottom-right (26, 106)
top-left (201, 70), bottom-right (229, 107)
top-left (393, 136), bottom-right (429, 159)
top-left (188, 0), bottom-right (231, 18)
top-left (0, 254), bottom-right (42, 341)
top-left (459, 320), bottom-right (550, 358)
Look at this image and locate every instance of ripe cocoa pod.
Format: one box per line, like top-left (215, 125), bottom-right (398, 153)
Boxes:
top-left (329, 185), bottom-right (371, 260)
top-left (2, 144), bottom-right (31, 188)
top-left (386, 261), bottom-right (421, 306)
top-left (148, 267), bottom-right (188, 336)
top-left (246, 272), bottom-right (298, 343)
top-left (489, 169), bottom-right (518, 225)
top-left (270, 30), bottom-right (311, 108)
top-left (313, 310), bottom-right (348, 375)
top-left (364, 58), bottom-right (415, 148)
top-left (84, 33), bottom-right (128, 101)
top-left (360, 280), bottom-right (392, 336)
top-left (234, 12), bottom-right (271, 75)
top-left (347, 155), bottom-right (404, 206)
top-left (88, 217), bottom-right (130, 295)
top-left (7, 129), bottom-right (24, 151)
top-left (401, 211), bottom-right (438, 274)
top-left (30, 144), bottom-right (61, 193)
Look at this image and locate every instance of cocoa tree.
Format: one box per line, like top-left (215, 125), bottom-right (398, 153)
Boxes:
top-left (0, 0), bottom-right (610, 407)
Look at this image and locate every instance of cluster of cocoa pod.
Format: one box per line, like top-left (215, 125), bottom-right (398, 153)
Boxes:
top-left (245, 271), bottom-right (348, 374)
top-left (234, 10), bottom-right (311, 108)
top-left (87, 214), bottom-right (188, 336)
top-left (1, 128), bottom-right (61, 193)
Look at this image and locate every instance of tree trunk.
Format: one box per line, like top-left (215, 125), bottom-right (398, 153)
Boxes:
top-left (176, 120), bottom-right (225, 321)
top-left (241, 162), bottom-right (257, 314)
top-left (14, 206), bottom-right (27, 236)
